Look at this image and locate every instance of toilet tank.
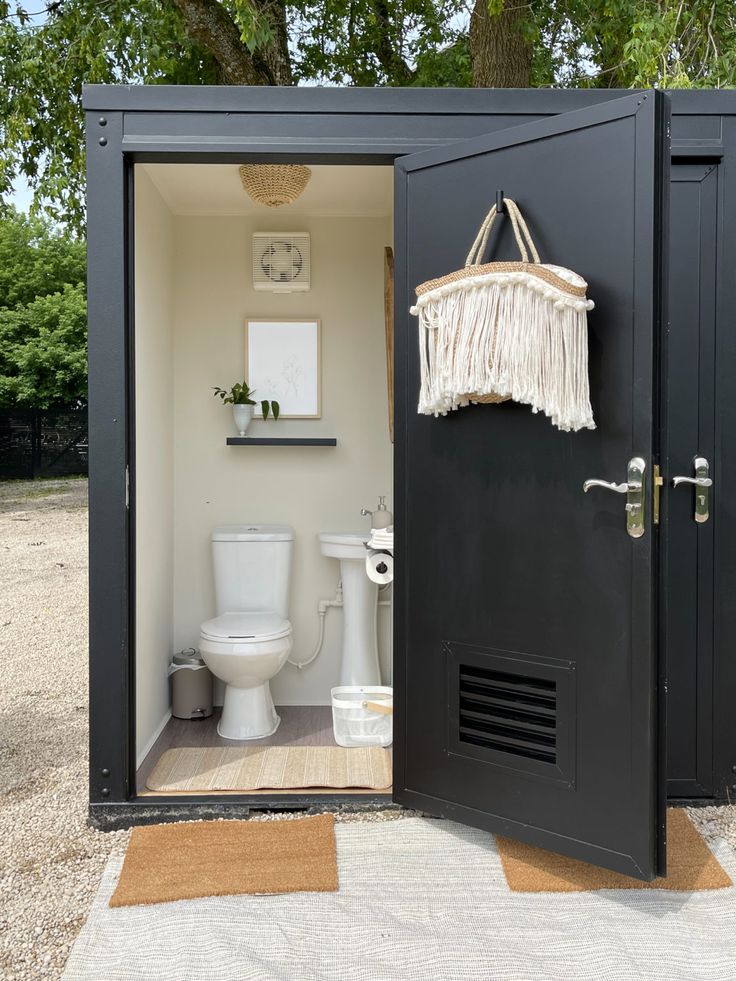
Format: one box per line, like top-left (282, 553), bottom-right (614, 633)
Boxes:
top-left (211, 524), bottom-right (294, 618)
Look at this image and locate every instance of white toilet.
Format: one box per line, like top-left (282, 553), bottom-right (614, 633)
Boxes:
top-left (199, 524), bottom-right (294, 740)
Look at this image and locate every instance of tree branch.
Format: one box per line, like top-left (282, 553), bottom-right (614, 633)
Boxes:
top-left (370, 0), bottom-right (413, 84)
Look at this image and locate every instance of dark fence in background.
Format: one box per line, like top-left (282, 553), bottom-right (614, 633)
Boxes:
top-left (0, 404), bottom-right (88, 480)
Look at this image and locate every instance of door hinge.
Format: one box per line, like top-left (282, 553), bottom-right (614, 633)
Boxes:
top-left (653, 465), bottom-right (663, 525)
top-left (125, 464), bottom-right (130, 510)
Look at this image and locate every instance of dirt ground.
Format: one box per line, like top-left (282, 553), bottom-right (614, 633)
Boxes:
top-left (0, 476), bottom-right (734, 980)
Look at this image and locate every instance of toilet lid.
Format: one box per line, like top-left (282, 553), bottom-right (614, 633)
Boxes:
top-left (200, 611), bottom-right (291, 643)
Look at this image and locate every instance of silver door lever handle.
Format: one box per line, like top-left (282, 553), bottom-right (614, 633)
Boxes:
top-left (583, 479), bottom-right (628, 494)
top-left (672, 475), bottom-right (712, 488)
top-left (672, 456), bottom-right (711, 523)
top-left (582, 457), bottom-right (646, 538)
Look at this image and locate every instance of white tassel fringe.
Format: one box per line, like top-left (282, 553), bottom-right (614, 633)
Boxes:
top-left (411, 271), bottom-right (595, 433)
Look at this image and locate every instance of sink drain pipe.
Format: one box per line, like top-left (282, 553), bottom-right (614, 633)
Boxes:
top-left (288, 579), bottom-right (391, 670)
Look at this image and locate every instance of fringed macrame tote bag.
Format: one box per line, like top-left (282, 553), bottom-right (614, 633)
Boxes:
top-left (410, 198), bottom-right (596, 432)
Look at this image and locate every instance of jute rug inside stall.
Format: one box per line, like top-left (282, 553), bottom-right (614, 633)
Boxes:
top-left (497, 809), bottom-right (732, 893)
top-left (146, 745), bottom-right (392, 793)
top-left (109, 814), bottom-right (338, 907)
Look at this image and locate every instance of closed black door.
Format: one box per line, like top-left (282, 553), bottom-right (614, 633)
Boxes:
top-left (664, 160), bottom-right (718, 798)
top-left (393, 92), bottom-right (670, 880)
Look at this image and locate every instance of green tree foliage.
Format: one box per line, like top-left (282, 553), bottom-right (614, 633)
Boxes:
top-left (0, 208), bottom-right (87, 407)
top-left (0, 1), bottom-right (734, 230)
top-left (0, 1), bottom-right (222, 225)
top-left (530, 0), bottom-right (736, 89)
top-left (0, 205), bottom-right (86, 308)
top-left (291, 1), bottom-right (468, 86)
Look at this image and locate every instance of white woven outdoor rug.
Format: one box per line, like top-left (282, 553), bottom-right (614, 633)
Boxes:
top-left (63, 817), bottom-right (736, 981)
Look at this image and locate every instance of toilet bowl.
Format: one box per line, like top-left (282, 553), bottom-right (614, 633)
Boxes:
top-left (199, 523), bottom-right (294, 740)
top-left (200, 612), bottom-right (293, 740)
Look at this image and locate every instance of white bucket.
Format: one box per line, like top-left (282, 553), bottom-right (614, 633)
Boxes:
top-left (331, 686), bottom-right (393, 748)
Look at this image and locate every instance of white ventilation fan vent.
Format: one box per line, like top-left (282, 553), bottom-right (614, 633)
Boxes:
top-left (252, 232), bottom-right (311, 293)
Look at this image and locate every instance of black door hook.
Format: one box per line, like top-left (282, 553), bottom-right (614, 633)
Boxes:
top-left (496, 189), bottom-right (504, 214)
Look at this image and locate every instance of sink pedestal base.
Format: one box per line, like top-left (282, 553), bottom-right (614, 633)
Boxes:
top-left (339, 559), bottom-right (380, 686)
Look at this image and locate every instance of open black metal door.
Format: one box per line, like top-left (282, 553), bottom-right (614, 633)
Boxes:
top-left (393, 92), bottom-right (669, 880)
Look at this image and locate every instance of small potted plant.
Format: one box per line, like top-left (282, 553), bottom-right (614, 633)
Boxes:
top-left (212, 381), bottom-right (280, 436)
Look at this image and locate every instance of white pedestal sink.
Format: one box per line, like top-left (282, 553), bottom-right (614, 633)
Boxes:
top-left (318, 532), bottom-right (381, 686)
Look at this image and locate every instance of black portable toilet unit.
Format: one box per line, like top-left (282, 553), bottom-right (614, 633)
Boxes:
top-left (84, 85), bottom-right (736, 882)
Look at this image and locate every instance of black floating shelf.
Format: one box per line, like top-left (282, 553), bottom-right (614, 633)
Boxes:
top-left (227, 436), bottom-right (337, 447)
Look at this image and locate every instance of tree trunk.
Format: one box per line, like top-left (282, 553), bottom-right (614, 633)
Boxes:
top-left (167, 0), bottom-right (292, 85)
top-left (470, 0), bottom-right (533, 88)
top-left (252, 0), bottom-right (292, 85)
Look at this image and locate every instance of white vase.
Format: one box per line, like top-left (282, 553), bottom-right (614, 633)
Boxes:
top-left (232, 404), bottom-right (254, 436)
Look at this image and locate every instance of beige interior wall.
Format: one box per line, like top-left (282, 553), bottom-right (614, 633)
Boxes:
top-left (134, 169), bottom-right (175, 759)
top-left (171, 210), bottom-right (393, 704)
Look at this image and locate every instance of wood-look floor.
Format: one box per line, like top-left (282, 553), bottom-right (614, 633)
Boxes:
top-left (137, 705), bottom-right (389, 797)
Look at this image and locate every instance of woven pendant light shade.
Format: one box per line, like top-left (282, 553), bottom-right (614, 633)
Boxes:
top-left (239, 164), bottom-right (311, 208)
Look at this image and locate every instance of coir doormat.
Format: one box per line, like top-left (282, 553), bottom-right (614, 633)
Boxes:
top-left (109, 813), bottom-right (338, 907)
top-left (497, 809), bottom-right (732, 892)
top-left (146, 745), bottom-right (392, 792)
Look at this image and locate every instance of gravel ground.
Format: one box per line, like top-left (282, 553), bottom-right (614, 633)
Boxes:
top-left (0, 478), bottom-right (411, 980)
top-left (687, 805), bottom-right (736, 851)
top-left (0, 478), bottom-right (129, 980)
top-left (0, 477), bottom-right (734, 980)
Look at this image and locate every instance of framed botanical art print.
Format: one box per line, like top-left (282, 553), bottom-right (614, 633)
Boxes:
top-left (245, 318), bottom-right (321, 419)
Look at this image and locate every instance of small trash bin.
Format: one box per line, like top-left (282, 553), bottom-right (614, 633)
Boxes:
top-left (169, 649), bottom-right (213, 720)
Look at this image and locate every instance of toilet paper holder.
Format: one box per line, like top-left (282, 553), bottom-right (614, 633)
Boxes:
top-left (364, 540), bottom-right (392, 574)
top-left (365, 543), bottom-right (394, 585)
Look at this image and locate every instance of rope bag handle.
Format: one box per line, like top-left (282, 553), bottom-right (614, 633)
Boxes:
top-left (465, 197), bottom-right (541, 268)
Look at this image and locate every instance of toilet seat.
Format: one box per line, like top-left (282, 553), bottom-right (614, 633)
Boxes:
top-left (200, 611), bottom-right (291, 645)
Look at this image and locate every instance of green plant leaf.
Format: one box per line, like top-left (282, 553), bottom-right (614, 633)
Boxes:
top-left (213, 380), bottom-right (259, 404)
top-left (261, 399), bottom-right (270, 420)
top-left (271, 400), bottom-right (280, 421)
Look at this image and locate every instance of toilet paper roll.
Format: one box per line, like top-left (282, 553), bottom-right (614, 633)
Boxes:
top-left (366, 550), bottom-right (394, 585)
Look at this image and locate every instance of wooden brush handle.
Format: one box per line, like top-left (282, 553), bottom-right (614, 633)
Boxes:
top-left (362, 700), bottom-right (394, 716)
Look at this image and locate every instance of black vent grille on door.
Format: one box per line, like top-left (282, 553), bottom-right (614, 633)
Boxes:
top-left (458, 664), bottom-right (557, 764)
